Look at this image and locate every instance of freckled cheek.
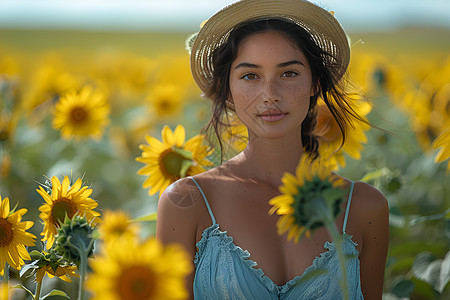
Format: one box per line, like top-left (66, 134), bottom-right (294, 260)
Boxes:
top-left (282, 81), bottom-right (312, 103)
top-left (230, 84), bottom-right (259, 104)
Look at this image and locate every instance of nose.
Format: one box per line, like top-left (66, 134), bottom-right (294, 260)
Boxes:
top-left (262, 78), bottom-right (281, 104)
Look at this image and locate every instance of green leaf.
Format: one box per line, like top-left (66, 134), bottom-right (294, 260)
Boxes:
top-left (389, 213), bottom-right (407, 228)
top-left (29, 250), bottom-right (43, 258)
top-left (391, 278), bottom-right (415, 298)
top-left (389, 256), bottom-right (416, 273)
top-left (389, 241), bottom-right (446, 257)
top-left (410, 277), bottom-right (437, 299)
top-left (439, 251), bottom-right (450, 293)
top-left (412, 252), bottom-right (436, 278)
top-left (19, 262), bottom-right (39, 277)
top-left (446, 218), bottom-right (450, 240)
top-left (42, 289), bottom-right (71, 299)
top-left (11, 284), bottom-right (34, 298)
top-left (133, 212), bottom-right (157, 222)
top-left (412, 251), bottom-right (449, 293)
top-left (360, 167), bottom-right (390, 182)
top-left (409, 208), bottom-right (450, 226)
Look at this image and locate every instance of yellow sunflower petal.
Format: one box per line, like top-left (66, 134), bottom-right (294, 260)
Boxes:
top-left (161, 125), bottom-right (175, 146)
top-left (173, 124), bottom-right (186, 148)
top-left (0, 196), bottom-right (9, 219)
top-left (37, 175), bottom-right (100, 249)
top-left (0, 196), bottom-right (36, 271)
top-left (86, 236), bottom-right (192, 300)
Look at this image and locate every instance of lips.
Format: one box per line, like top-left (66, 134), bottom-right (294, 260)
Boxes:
top-left (258, 109), bottom-right (288, 122)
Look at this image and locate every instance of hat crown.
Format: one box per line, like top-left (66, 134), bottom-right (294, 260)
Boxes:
top-left (190, 0), bottom-right (350, 96)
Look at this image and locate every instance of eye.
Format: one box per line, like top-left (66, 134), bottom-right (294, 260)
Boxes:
top-left (282, 71), bottom-right (298, 78)
top-left (241, 73), bottom-right (258, 80)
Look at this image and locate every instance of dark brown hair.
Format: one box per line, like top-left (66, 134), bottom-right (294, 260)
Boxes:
top-left (203, 19), bottom-right (363, 161)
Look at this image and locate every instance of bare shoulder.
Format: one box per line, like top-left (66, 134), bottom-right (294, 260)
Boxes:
top-left (351, 181), bottom-right (389, 252)
top-left (351, 183), bottom-right (389, 299)
top-left (156, 177), bottom-right (206, 247)
top-left (352, 181), bottom-right (389, 219)
top-left (187, 162), bottom-right (233, 189)
top-left (156, 177), bottom-right (207, 299)
top-left (159, 177), bottom-right (205, 209)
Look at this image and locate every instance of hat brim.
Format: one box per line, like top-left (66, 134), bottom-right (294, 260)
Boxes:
top-left (190, 0), bottom-right (350, 97)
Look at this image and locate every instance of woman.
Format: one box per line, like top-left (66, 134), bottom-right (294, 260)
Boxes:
top-left (156, 0), bottom-right (389, 299)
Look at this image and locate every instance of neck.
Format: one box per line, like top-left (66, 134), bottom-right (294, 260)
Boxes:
top-left (237, 130), bottom-right (304, 189)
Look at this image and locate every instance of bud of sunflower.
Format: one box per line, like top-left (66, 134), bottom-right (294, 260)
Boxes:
top-left (291, 173), bottom-right (348, 234)
top-left (269, 155), bottom-right (352, 300)
top-left (269, 155), bottom-right (349, 243)
top-left (53, 215), bottom-right (96, 268)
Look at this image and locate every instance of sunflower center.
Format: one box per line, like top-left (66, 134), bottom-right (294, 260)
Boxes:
top-left (0, 218), bottom-right (14, 247)
top-left (70, 106), bottom-right (88, 123)
top-left (111, 224), bottom-right (129, 236)
top-left (51, 198), bottom-right (77, 226)
top-left (160, 149), bottom-right (186, 179)
top-left (158, 99), bottom-right (170, 110)
top-left (117, 265), bottom-right (156, 300)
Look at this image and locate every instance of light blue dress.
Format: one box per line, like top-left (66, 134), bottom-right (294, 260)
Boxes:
top-left (190, 178), bottom-right (364, 300)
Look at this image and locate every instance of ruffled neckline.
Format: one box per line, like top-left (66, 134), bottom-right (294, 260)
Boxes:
top-left (194, 223), bottom-right (359, 295)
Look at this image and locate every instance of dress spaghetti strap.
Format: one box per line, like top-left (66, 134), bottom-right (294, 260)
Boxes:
top-left (342, 181), bottom-right (355, 234)
top-left (189, 177), bottom-right (216, 225)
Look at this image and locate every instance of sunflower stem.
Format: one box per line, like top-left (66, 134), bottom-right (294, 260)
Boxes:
top-left (78, 247), bottom-right (87, 300)
top-left (2, 263), bottom-right (9, 300)
top-left (34, 279), bottom-right (42, 300)
top-left (317, 200), bottom-right (349, 300)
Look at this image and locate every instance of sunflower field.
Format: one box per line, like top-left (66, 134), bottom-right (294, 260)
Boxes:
top-left (0, 22), bottom-right (449, 300)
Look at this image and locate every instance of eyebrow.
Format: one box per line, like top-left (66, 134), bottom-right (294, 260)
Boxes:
top-left (234, 60), bottom-right (305, 69)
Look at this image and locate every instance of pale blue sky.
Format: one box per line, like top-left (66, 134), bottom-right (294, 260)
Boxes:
top-left (1, 0), bottom-right (449, 32)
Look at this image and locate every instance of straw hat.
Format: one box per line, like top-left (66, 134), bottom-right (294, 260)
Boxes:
top-left (189, 0), bottom-right (350, 97)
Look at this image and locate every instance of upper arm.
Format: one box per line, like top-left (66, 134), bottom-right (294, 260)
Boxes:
top-left (357, 182), bottom-right (389, 300)
top-left (156, 178), bottom-right (204, 299)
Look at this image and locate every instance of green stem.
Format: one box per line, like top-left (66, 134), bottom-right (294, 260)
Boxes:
top-left (317, 202), bottom-right (349, 300)
top-left (78, 247), bottom-right (88, 300)
top-left (2, 263), bottom-right (9, 300)
top-left (35, 279), bottom-right (43, 300)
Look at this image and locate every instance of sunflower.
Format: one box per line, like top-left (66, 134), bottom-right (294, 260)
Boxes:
top-left (98, 210), bottom-right (141, 242)
top-left (36, 176), bottom-right (101, 249)
top-left (268, 155), bottom-right (347, 243)
top-left (25, 57), bottom-right (82, 113)
top-left (313, 97), bottom-right (371, 169)
top-left (36, 264), bottom-right (78, 283)
top-left (433, 129), bottom-right (450, 172)
top-left (136, 125), bottom-right (212, 196)
top-left (0, 195), bottom-right (36, 275)
top-left (26, 249), bottom-right (79, 284)
top-left (86, 236), bottom-right (192, 300)
top-left (148, 84), bottom-right (184, 117)
top-left (52, 85), bottom-right (110, 140)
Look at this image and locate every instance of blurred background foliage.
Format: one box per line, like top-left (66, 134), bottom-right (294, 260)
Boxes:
top-left (0, 23), bottom-right (449, 299)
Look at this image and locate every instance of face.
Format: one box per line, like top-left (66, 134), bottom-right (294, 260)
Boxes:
top-left (229, 30), bottom-right (314, 140)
